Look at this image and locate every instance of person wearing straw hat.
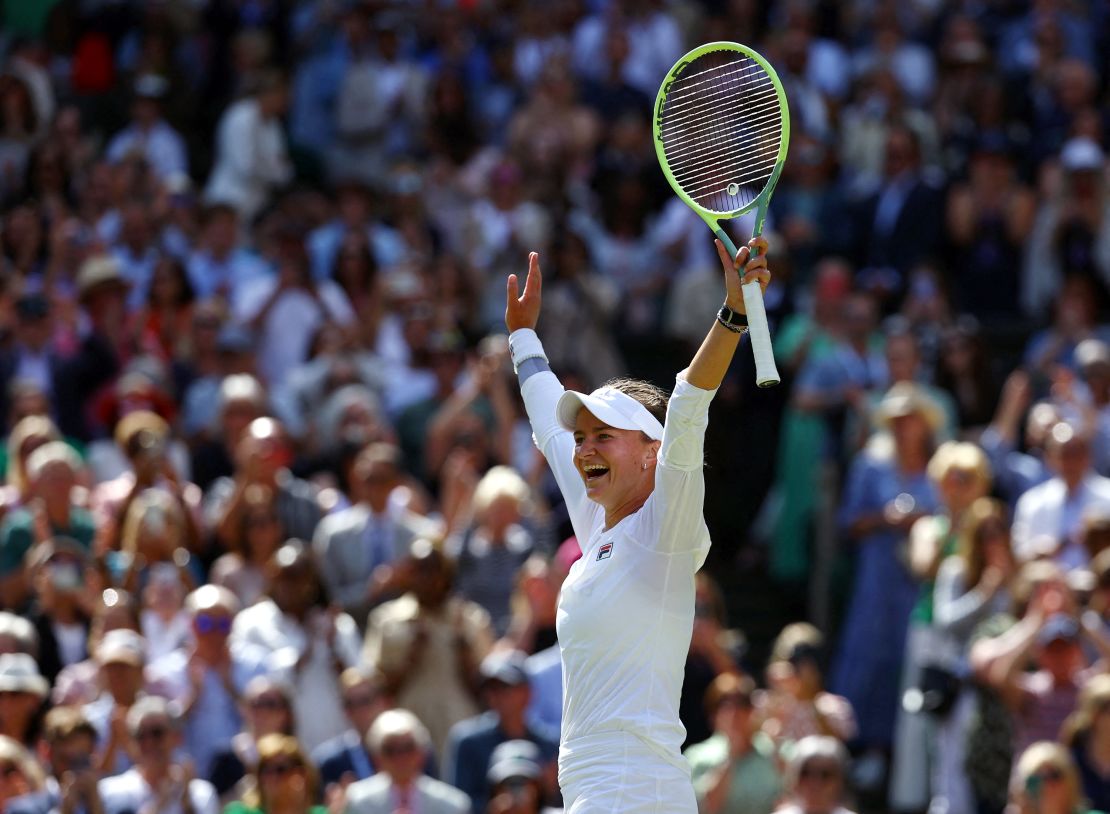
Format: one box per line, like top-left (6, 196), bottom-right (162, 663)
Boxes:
top-left (504, 237), bottom-right (771, 814)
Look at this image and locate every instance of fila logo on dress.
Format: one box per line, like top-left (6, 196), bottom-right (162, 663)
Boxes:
top-left (597, 543), bottom-right (614, 561)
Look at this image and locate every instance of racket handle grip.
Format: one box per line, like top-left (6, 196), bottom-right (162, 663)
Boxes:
top-left (741, 279), bottom-right (780, 388)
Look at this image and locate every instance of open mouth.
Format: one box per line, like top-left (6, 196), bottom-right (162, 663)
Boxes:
top-left (582, 463), bottom-right (609, 483)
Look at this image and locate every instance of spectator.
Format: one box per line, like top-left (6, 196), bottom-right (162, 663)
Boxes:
top-left (1012, 421), bottom-right (1110, 569)
top-left (0, 653), bottom-right (47, 747)
top-left (0, 734), bottom-right (47, 814)
top-left (0, 414), bottom-right (60, 517)
top-left (83, 628), bottom-right (151, 775)
top-left (1008, 741), bottom-right (1095, 814)
top-left (364, 540), bottom-right (493, 761)
top-left (0, 294), bottom-right (61, 429)
top-left (343, 709), bottom-right (470, 814)
top-left (22, 537), bottom-right (92, 684)
top-left (105, 74), bottom-right (187, 181)
top-left (483, 739), bottom-right (554, 814)
top-left (230, 542), bottom-right (361, 753)
top-left (224, 733), bottom-right (328, 814)
top-left (772, 735), bottom-right (857, 814)
top-left (314, 442), bottom-right (439, 624)
top-left (444, 650), bottom-right (558, 814)
top-left (210, 485), bottom-right (284, 608)
top-left (685, 674), bottom-right (782, 814)
top-left (979, 371), bottom-right (1055, 505)
top-left (53, 589), bottom-right (141, 707)
top-left (36, 706), bottom-right (103, 814)
top-left (311, 667), bottom-right (389, 789)
top-left (204, 70), bottom-right (293, 223)
top-left (97, 695), bottom-right (219, 814)
top-left (207, 676), bottom-right (296, 801)
top-left (1061, 674), bottom-right (1110, 811)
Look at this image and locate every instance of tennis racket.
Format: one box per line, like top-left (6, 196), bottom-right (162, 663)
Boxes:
top-left (653, 41), bottom-right (790, 387)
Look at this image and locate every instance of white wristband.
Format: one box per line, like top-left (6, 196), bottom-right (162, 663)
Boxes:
top-left (508, 328), bottom-right (548, 373)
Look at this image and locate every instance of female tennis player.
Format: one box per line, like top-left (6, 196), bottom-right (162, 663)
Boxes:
top-left (505, 236), bottom-right (770, 813)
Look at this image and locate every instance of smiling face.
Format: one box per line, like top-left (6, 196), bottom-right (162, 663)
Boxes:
top-left (572, 407), bottom-right (658, 518)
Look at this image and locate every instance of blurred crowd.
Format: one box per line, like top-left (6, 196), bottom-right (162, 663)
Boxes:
top-left (1, 0), bottom-right (1110, 813)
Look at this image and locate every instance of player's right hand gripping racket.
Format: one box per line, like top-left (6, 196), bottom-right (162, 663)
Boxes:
top-left (654, 42), bottom-right (790, 387)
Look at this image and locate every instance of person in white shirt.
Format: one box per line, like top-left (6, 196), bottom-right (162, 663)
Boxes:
top-left (1012, 421), bottom-right (1110, 569)
top-left (97, 695), bottom-right (219, 814)
top-left (105, 74), bottom-right (187, 181)
top-left (772, 735), bottom-right (857, 814)
top-left (504, 236), bottom-right (771, 813)
top-left (204, 71), bottom-right (293, 223)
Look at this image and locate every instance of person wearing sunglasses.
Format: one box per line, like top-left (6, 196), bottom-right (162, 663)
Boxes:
top-left (225, 734), bottom-right (330, 814)
top-left (1009, 742), bottom-right (1101, 814)
top-left (148, 585), bottom-right (268, 783)
top-left (772, 736), bottom-right (855, 814)
top-left (97, 695), bottom-right (219, 814)
top-left (208, 676), bottom-right (297, 802)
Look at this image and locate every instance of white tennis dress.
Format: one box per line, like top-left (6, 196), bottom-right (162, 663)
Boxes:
top-left (516, 331), bottom-right (714, 813)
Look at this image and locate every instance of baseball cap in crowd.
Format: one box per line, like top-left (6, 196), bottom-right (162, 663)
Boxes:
top-left (556, 386), bottom-right (664, 441)
top-left (1038, 614), bottom-right (1080, 647)
top-left (1061, 137), bottom-right (1104, 173)
top-left (480, 650), bottom-right (529, 687)
top-left (0, 653), bottom-right (49, 698)
top-left (95, 629), bottom-right (146, 666)
top-left (76, 255), bottom-right (129, 303)
top-left (487, 739), bottom-right (542, 786)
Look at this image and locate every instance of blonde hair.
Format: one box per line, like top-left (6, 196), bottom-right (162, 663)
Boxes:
top-left (771, 622), bottom-right (824, 664)
top-left (957, 498), bottom-right (1011, 588)
top-left (5, 415), bottom-right (60, 492)
top-left (120, 489), bottom-right (185, 557)
top-left (242, 734), bottom-right (317, 810)
top-left (1061, 674), bottom-right (1110, 747)
top-left (472, 466), bottom-right (532, 517)
top-left (927, 441), bottom-right (992, 492)
top-left (1010, 741), bottom-right (1083, 812)
top-left (25, 441), bottom-right (82, 482)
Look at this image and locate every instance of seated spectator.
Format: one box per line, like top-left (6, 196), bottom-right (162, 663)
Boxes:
top-left (230, 542), bottom-right (361, 752)
top-left (0, 734), bottom-right (47, 814)
top-left (210, 486), bottom-right (285, 608)
top-left (0, 653), bottom-right (48, 747)
top-left (225, 733), bottom-right (328, 814)
top-left (147, 585), bottom-right (268, 781)
top-left (1062, 674), bottom-right (1110, 811)
top-left (685, 674), bottom-right (782, 814)
top-left (314, 442), bottom-right (439, 624)
top-left (208, 675), bottom-right (296, 801)
top-left (364, 540), bottom-right (494, 761)
top-left (97, 695), bottom-right (219, 814)
top-left (773, 735), bottom-right (856, 814)
top-left (311, 667), bottom-right (388, 789)
top-left (83, 628), bottom-right (152, 775)
top-left (0, 441), bottom-right (94, 610)
top-left (1012, 421), bottom-right (1110, 570)
top-left (53, 589), bottom-right (140, 707)
top-left (445, 650), bottom-right (558, 813)
top-left (447, 466), bottom-right (540, 636)
top-left (105, 74), bottom-right (187, 181)
top-left (343, 710), bottom-right (470, 814)
top-left (1008, 741), bottom-right (1098, 814)
top-left (760, 624), bottom-right (856, 745)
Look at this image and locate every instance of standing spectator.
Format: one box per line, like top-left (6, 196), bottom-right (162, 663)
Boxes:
top-left (204, 71), bottom-right (293, 223)
top-left (147, 585), bottom-right (267, 780)
top-left (1012, 421), bottom-right (1110, 569)
top-left (313, 442), bottom-right (438, 624)
top-left (230, 543), bottom-right (361, 753)
top-left (224, 734), bottom-right (329, 814)
top-left (311, 668), bottom-right (388, 789)
top-left (343, 710), bottom-right (470, 814)
top-left (22, 538), bottom-right (92, 685)
top-left (97, 695), bottom-right (219, 814)
top-left (209, 486), bottom-right (284, 608)
top-left (444, 650), bottom-right (558, 814)
top-left (52, 589), bottom-right (140, 707)
top-left (185, 204), bottom-right (269, 301)
top-left (0, 294), bottom-right (61, 429)
top-left (105, 74), bottom-right (187, 181)
top-left (83, 629), bottom-right (150, 775)
top-left (207, 676), bottom-right (296, 801)
top-left (1061, 674), bottom-right (1110, 811)
top-left (685, 674), bottom-right (782, 814)
top-left (364, 540), bottom-right (493, 761)
top-left (0, 735), bottom-right (47, 814)
top-left (35, 706), bottom-right (104, 814)
top-left (979, 371), bottom-right (1054, 505)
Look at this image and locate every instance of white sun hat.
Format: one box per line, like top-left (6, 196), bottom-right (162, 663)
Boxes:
top-left (556, 386), bottom-right (664, 440)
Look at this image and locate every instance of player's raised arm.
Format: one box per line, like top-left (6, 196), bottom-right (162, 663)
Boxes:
top-left (682, 236), bottom-right (771, 392)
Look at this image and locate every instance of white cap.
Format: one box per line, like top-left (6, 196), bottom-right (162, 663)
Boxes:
top-left (556, 386), bottom-right (664, 440)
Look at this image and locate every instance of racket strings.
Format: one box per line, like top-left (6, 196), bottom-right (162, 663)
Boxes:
top-left (659, 51), bottom-right (783, 213)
